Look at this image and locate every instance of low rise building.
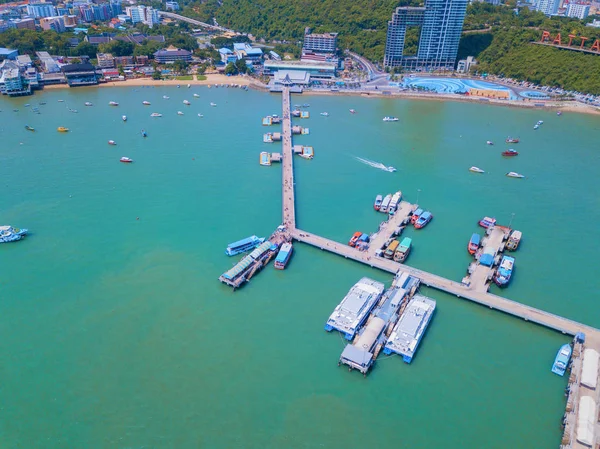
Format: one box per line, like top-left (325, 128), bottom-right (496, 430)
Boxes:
top-left (303, 30), bottom-right (338, 53)
top-left (165, 1), bottom-right (179, 10)
top-left (61, 63), bottom-right (99, 87)
top-left (219, 47), bottom-right (237, 64)
top-left (0, 48), bottom-right (18, 61)
top-left (456, 56), bottom-right (477, 73)
top-left (36, 51), bottom-right (61, 73)
top-left (153, 46), bottom-right (192, 63)
top-left (233, 43), bottom-right (263, 63)
top-left (96, 52), bottom-right (116, 69)
top-left (0, 61), bottom-right (31, 96)
top-left (263, 60), bottom-right (337, 79)
top-left (13, 18), bottom-right (35, 30)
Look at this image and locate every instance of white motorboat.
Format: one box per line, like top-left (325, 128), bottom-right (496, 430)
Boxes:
top-left (384, 166), bottom-right (397, 173)
top-left (193, 93), bottom-right (200, 98)
top-left (183, 100), bottom-right (191, 105)
top-left (150, 112), bottom-right (162, 117)
top-left (120, 157), bottom-right (133, 163)
top-left (469, 166), bottom-right (485, 173)
top-left (320, 112), bottom-right (329, 116)
top-left (177, 111), bottom-right (184, 115)
top-left (109, 101), bottom-right (119, 106)
top-left (187, 84), bottom-right (191, 88)
top-left (506, 172), bottom-right (524, 178)
top-left (382, 116), bottom-right (399, 122)
top-left (198, 113), bottom-right (204, 118)
top-left (108, 140), bottom-right (116, 145)
top-left (533, 124), bottom-right (539, 130)
top-left (537, 120), bottom-right (544, 125)
top-left (122, 115), bottom-right (127, 122)
top-left (84, 102), bottom-right (93, 106)
top-left (163, 95), bottom-right (170, 99)
top-left (486, 140), bottom-right (494, 145)
top-left (210, 102), bottom-right (217, 107)
top-left (142, 101), bottom-right (151, 105)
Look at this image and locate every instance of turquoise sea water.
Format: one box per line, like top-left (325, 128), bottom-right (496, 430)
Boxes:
top-left (1, 86), bottom-right (599, 448)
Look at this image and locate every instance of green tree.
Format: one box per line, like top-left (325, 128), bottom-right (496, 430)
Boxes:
top-left (234, 58), bottom-right (247, 74)
top-left (196, 64), bottom-right (207, 75)
top-left (172, 59), bottom-right (189, 74)
top-left (224, 62), bottom-right (237, 75)
top-left (98, 40), bottom-right (135, 57)
top-left (73, 42), bottom-right (97, 59)
top-left (152, 70), bottom-right (162, 80)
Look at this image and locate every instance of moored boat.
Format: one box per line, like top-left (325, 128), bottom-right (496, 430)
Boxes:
top-left (468, 233), bottom-right (481, 255)
top-left (478, 216), bottom-right (496, 228)
top-left (493, 255), bottom-right (514, 287)
top-left (274, 242), bottom-right (293, 269)
top-left (109, 101), bottom-right (119, 106)
top-left (486, 140), bottom-right (494, 145)
top-left (506, 172), bottom-right (524, 178)
top-left (142, 101), bottom-right (151, 105)
top-left (84, 102), bottom-right (93, 106)
top-left (349, 109), bottom-right (356, 114)
top-left (506, 230), bottom-right (522, 251)
top-left (533, 124), bottom-right (539, 130)
top-left (383, 116), bottom-right (399, 122)
top-left (259, 151), bottom-right (271, 166)
top-left (0, 225), bottom-right (28, 243)
top-left (225, 235), bottom-right (265, 256)
top-left (388, 191), bottom-right (402, 214)
top-left (557, 111), bottom-right (562, 116)
top-left (198, 113), bottom-right (204, 118)
top-left (502, 149), bottom-right (519, 156)
top-left (380, 194), bottom-right (392, 213)
top-left (25, 125), bottom-right (35, 131)
top-left (384, 239), bottom-right (400, 259)
top-left (120, 156), bottom-right (133, 163)
top-left (183, 100), bottom-right (191, 105)
top-left (141, 129), bottom-right (147, 137)
top-left (122, 115), bottom-right (127, 121)
top-left (469, 166), bottom-right (485, 173)
top-left (150, 112), bottom-right (162, 117)
top-left (551, 344), bottom-right (572, 376)
top-left (163, 95), bottom-right (170, 99)
top-left (193, 93), bottom-right (200, 98)
top-left (57, 127), bottom-right (69, 132)
top-left (177, 111), bottom-right (184, 115)
top-left (505, 137), bottom-right (519, 143)
top-left (414, 211), bottom-right (432, 229)
top-left (108, 140), bottom-right (116, 145)
top-left (210, 102), bottom-right (217, 107)
top-left (411, 208), bottom-right (423, 224)
top-left (348, 231), bottom-right (362, 247)
top-left (373, 194), bottom-right (383, 211)
top-left (393, 237), bottom-right (412, 263)
top-left (320, 112), bottom-right (329, 116)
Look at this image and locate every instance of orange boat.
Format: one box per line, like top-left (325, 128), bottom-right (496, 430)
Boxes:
top-left (348, 232), bottom-right (362, 247)
top-left (411, 208), bottom-right (423, 225)
top-left (468, 233), bottom-right (481, 255)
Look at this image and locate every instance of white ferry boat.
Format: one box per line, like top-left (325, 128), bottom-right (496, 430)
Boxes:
top-left (0, 225), bottom-right (28, 243)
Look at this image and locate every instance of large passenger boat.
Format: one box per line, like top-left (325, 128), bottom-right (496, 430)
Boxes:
top-left (380, 194), bottom-right (392, 213)
top-left (325, 277), bottom-right (385, 340)
top-left (225, 235), bottom-right (265, 256)
top-left (373, 195), bottom-right (383, 211)
top-left (393, 237), bottom-right (411, 263)
top-left (0, 225), bottom-right (28, 243)
top-left (274, 242), bottom-right (293, 269)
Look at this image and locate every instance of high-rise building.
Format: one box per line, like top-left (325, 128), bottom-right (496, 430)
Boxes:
top-left (78, 5), bottom-right (94, 22)
top-left (303, 32), bottom-right (338, 53)
top-left (26, 3), bottom-right (58, 18)
top-left (384, 0), bottom-right (468, 71)
top-left (566, 1), bottom-right (590, 18)
top-left (110, 0), bottom-right (122, 17)
top-left (165, 1), bottom-right (179, 11)
top-left (126, 5), bottom-right (159, 27)
top-left (535, 0), bottom-right (560, 16)
top-left (40, 16), bottom-right (66, 32)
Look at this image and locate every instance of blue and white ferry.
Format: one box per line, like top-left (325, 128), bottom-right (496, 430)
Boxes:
top-left (225, 235), bottom-right (265, 256)
top-left (551, 344), bottom-right (572, 376)
top-left (0, 225), bottom-right (28, 243)
top-left (493, 255), bottom-right (515, 287)
top-left (274, 242), bottom-right (293, 270)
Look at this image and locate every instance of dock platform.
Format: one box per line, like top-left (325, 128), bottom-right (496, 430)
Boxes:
top-left (462, 225), bottom-right (511, 292)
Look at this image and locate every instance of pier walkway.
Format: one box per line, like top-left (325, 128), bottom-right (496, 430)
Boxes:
top-left (465, 226), bottom-right (511, 293)
top-left (367, 200), bottom-right (414, 256)
top-left (281, 87), bottom-right (296, 230)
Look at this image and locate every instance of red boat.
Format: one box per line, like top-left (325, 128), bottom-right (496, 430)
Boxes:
top-left (502, 149), bottom-right (519, 156)
top-left (348, 231), bottom-right (362, 247)
top-left (478, 216), bottom-right (496, 228)
top-left (411, 208), bottom-right (423, 224)
top-left (505, 137), bottom-right (520, 143)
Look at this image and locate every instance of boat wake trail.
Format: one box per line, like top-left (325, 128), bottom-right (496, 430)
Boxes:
top-left (354, 156), bottom-right (397, 173)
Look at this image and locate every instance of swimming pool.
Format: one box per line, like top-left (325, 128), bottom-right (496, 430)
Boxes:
top-left (519, 90), bottom-right (551, 100)
top-left (401, 77), bottom-right (518, 100)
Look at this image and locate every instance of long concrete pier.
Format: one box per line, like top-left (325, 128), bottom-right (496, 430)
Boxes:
top-left (276, 87), bottom-right (600, 448)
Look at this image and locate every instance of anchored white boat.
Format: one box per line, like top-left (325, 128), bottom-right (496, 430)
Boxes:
top-left (84, 102), bottom-right (93, 106)
top-left (198, 113), bottom-right (204, 118)
top-left (383, 116), bottom-right (399, 122)
top-left (177, 111), bottom-right (184, 115)
top-left (142, 101), bottom-right (151, 105)
top-left (122, 115), bottom-right (127, 121)
top-left (150, 112), bottom-right (162, 117)
top-left (183, 100), bottom-right (191, 105)
top-left (469, 166), bottom-right (485, 173)
top-left (506, 172), bottom-right (524, 178)
top-left (210, 102), bottom-right (217, 107)
top-left (193, 93), bottom-right (200, 98)
top-left (163, 95), bottom-right (169, 99)
top-left (320, 112), bottom-right (329, 116)
top-left (120, 157), bottom-right (133, 163)
top-left (486, 140), bottom-right (493, 145)
top-left (108, 140), bottom-right (116, 145)
top-left (109, 101), bottom-right (119, 106)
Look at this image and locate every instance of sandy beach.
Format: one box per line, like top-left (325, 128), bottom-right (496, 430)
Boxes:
top-left (42, 73), bottom-right (600, 115)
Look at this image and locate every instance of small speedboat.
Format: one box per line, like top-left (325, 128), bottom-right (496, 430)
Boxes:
top-left (187, 84), bottom-right (191, 88)
top-left (478, 216), bottom-right (496, 228)
top-left (183, 100), bottom-right (191, 105)
top-left (502, 149), bottom-right (519, 157)
top-left (58, 100), bottom-right (64, 103)
top-left (24, 125), bottom-right (35, 132)
top-left (193, 93), bottom-right (200, 98)
top-left (557, 111), bottom-right (562, 116)
top-left (551, 344), bottom-right (572, 376)
top-left (122, 115), bottom-right (127, 122)
top-left (506, 137), bottom-right (519, 143)
top-left (468, 233), bottom-right (481, 255)
top-left (198, 113), bottom-right (204, 118)
top-left (533, 124), bottom-right (539, 130)
top-left (210, 102), bottom-right (217, 107)
top-left (57, 127), bottom-right (69, 132)
top-left (414, 211), bottom-right (433, 229)
top-left (177, 111), bottom-right (184, 115)
top-left (150, 112), bottom-right (162, 117)
top-left (320, 112), bottom-right (329, 116)
top-left (537, 120), bottom-right (544, 125)
top-left (349, 109), bottom-right (356, 114)
top-left (469, 166), bottom-right (485, 173)
top-left (108, 140), bottom-right (116, 145)
top-left (69, 108), bottom-right (78, 113)
top-left (486, 140), bottom-right (494, 145)
top-left (141, 130), bottom-right (147, 137)
top-left (142, 101), bottom-right (151, 105)
top-left (0, 225), bottom-right (28, 243)
top-left (506, 172), bottom-right (525, 178)
top-left (384, 166), bottom-right (397, 172)
top-left (84, 102), bottom-right (93, 106)
top-left (382, 116), bottom-right (399, 122)
top-left (373, 194), bottom-right (383, 211)
top-left (303, 103), bottom-right (310, 107)
top-left (109, 101), bottom-right (119, 106)
top-left (120, 157), bottom-right (133, 163)
top-left (163, 95), bottom-right (170, 99)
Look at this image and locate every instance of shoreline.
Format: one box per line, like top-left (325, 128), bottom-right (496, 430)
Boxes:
top-left (40, 74), bottom-right (600, 115)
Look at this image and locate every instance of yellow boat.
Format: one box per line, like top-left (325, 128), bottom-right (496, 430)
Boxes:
top-left (57, 127), bottom-right (69, 132)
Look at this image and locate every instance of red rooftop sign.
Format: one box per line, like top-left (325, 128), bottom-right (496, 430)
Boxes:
top-left (540, 31), bottom-right (600, 53)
